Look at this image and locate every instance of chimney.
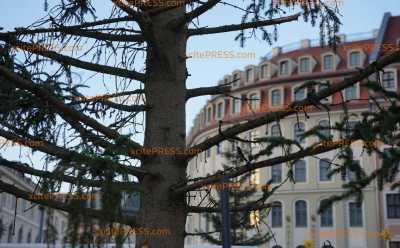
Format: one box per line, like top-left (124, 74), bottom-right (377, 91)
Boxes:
top-left (300, 39), bottom-right (311, 49)
top-left (272, 47), bottom-right (282, 57)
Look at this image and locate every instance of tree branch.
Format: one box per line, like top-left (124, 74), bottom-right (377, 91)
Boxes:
top-left (0, 37), bottom-right (145, 81)
top-left (186, 84), bottom-right (231, 100)
top-left (188, 202), bottom-right (276, 213)
top-left (0, 67), bottom-right (144, 151)
top-left (0, 158), bottom-right (142, 191)
top-left (188, 13), bottom-right (301, 36)
top-left (170, 0), bottom-right (221, 29)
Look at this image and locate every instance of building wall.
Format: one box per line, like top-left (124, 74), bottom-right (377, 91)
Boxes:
top-left (186, 13), bottom-right (400, 248)
top-left (0, 168), bottom-right (68, 244)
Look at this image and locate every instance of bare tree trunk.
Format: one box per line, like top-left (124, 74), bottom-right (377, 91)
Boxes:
top-left (136, 8), bottom-right (188, 248)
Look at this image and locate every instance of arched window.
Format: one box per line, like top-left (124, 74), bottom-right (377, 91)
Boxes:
top-left (27, 230), bottom-right (32, 243)
top-left (320, 200), bottom-right (333, 227)
top-left (271, 89), bottom-right (282, 106)
top-left (318, 120), bottom-right (331, 140)
top-left (271, 202), bottom-right (283, 228)
top-left (294, 160), bottom-right (307, 183)
top-left (7, 224), bottom-right (12, 243)
top-left (294, 122), bottom-right (305, 143)
top-left (295, 200), bottom-right (308, 227)
top-left (17, 227), bottom-right (23, 243)
top-left (271, 124), bottom-right (281, 137)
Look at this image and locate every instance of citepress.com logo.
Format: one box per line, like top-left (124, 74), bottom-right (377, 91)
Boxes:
top-left (95, 227), bottom-right (171, 236)
top-left (130, 147), bottom-right (202, 156)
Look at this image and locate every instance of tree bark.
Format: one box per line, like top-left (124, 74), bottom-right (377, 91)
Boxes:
top-left (136, 8), bottom-right (188, 248)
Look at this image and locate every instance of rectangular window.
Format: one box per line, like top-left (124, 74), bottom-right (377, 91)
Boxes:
top-left (323, 54), bottom-right (334, 70)
top-left (344, 84), bottom-right (358, 101)
top-left (346, 160), bottom-right (360, 182)
top-left (271, 204), bottom-right (283, 228)
top-left (233, 73), bottom-right (240, 87)
top-left (248, 93), bottom-right (259, 110)
top-left (349, 51), bottom-right (361, 67)
top-left (319, 159), bottom-right (332, 182)
top-left (382, 70), bottom-right (396, 90)
top-left (294, 160), bottom-right (306, 183)
top-left (299, 57), bottom-right (311, 73)
top-left (271, 89), bottom-right (282, 106)
top-left (217, 102), bottom-right (224, 119)
top-left (206, 149), bottom-right (211, 158)
top-left (261, 64), bottom-right (268, 78)
top-left (387, 193), bottom-right (400, 219)
top-left (271, 164), bottom-right (282, 184)
top-left (349, 202), bottom-right (363, 227)
top-left (320, 204), bottom-right (333, 227)
top-left (207, 107), bottom-right (212, 123)
top-left (390, 241), bottom-right (400, 248)
top-left (319, 81), bottom-right (331, 103)
top-left (246, 68), bottom-right (253, 82)
top-left (294, 87), bottom-right (306, 101)
top-left (232, 98), bottom-right (241, 114)
top-left (280, 60), bottom-right (289, 76)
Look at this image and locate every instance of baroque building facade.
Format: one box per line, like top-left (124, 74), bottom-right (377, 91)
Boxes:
top-left (185, 12), bottom-right (400, 248)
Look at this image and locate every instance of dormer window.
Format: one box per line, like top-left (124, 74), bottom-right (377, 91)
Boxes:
top-left (246, 68), bottom-right (254, 82)
top-left (323, 54), bottom-right (334, 71)
top-left (233, 73), bottom-right (240, 87)
top-left (299, 57), bottom-right (311, 73)
top-left (349, 51), bottom-right (361, 67)
top-left (260, 64), bottom-right (268, 79)
top-left (279, 60), bottom-right (290, 76)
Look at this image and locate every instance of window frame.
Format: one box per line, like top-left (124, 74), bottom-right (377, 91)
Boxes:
top-left (342, 82), bottom-right (360, 101)
top-left (317, 80), bottom-right (333, 103)
top-left (278, 59), bottom-right (291, 76)
top-left (347, 49), bottom-right (363, 68)
top-left (270, 124), bottom-right (281, 137)
top-left (321, 52), bottom-right (336, 71)
top-left (385, 193), bottom-right (400, 219)
top-left (318, 119), bottom-right (332, 141)
top-left (216, 100), bottom-right (225, 120)
top-left (380, 68), bottom-right (398, 91)
top-left (294, 159), bottom-right (307, 183)
top-left (206, 106), bottom-right (213, 124)
top-left (294, 200), bottom-right (308, 228)
top-left (348, 201), bottom-right (364, 227)
top-left (247, 91), bottom-right (260, 111)
top-left (319, 199), bottom-right (334, 228)
top-left (293, 122), bottom-right (306, 144)
top-left (298, 56), bottom-right (312, 74)
top-left (292, 83), bottom-right (307, 102)
top-left (271, 201), bottom-right (283, 228)
top-left (231, 96), bottom-right (242, 115)
top-left (269, 87), bottom-right (284, 107)
top-left (271, 164), bottom-right (283, 184)
top-left (245, 66), bottom-right (255, 83)
top-left (319, 158), bottom-right (333, 183)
